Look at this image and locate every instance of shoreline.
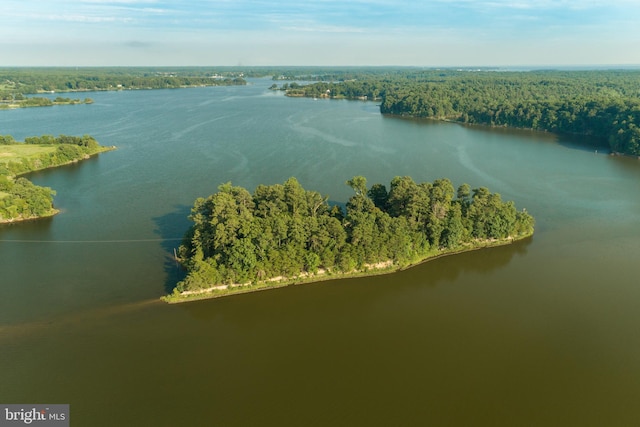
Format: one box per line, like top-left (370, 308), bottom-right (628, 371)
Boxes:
top-left (0, 145), bottom-right (116, 224)
top-left (162, 233), bottom-right (532, 304)
top-left (283, 93), bottom-right (626, 156)
top-left (0, 99), bottom-right (92, 110)
top-left (0, 208), bottom-right (59, 224)
top-left (13, 145), bottom-right (117, 178)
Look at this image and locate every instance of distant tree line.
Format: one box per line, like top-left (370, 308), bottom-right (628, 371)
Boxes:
top-left (1, 133), bottom-right (99, 147)
top-left (0, 67), bottom-right (246, 99)
top-left (285, 69), bottom-right (640, 156)
top-left (175, 176), bottom-right (534, 293)
top-left (270, 68), bottom-right (416, 83)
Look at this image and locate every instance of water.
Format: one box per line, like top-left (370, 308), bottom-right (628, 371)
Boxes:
top-left (1, 79), bottom-right (640, 426)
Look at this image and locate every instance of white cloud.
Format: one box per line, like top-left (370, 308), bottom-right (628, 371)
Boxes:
top-left (281, 24), bottom-right (367, 33)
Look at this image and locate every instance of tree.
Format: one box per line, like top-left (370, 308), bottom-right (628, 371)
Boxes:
top-left (346, 176), bottom-right (367, 197)
top-left (387, 176), bottom-right (418, 218)
top-left (284, 177), bottom-right (307, 216)
top-left (368, 183), bottom-right (389, 210)
top-left (441, 203), bottom-right (464, 248)
top-left (457, 183), bottom-right (471, 202)
top-left (0, 135), bottom-right (16, 145)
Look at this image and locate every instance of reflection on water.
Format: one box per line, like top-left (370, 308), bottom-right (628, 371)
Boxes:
top-left (400, 236), bottom-right (532, 287)
top-left (178, 237), bottom-right (532, 324)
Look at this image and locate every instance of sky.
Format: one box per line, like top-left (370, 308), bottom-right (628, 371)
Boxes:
top-left (1, 0), bottom-right (639, 67)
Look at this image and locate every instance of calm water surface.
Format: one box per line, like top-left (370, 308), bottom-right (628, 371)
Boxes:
top-left (1, 79), bottom-right (640, 426)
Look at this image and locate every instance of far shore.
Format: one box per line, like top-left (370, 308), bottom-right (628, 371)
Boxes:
top-left (162, 233), bottom-right (532, 304)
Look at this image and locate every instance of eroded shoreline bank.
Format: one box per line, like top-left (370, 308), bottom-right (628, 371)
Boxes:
top-left (162, 234), bottom-right (532, 304)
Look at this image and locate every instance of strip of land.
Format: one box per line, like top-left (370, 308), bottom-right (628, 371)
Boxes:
top-left (162, 235), bottom-right (529, 303)
top-left (0, 97), bottom-right (93, 110)
top-left (0, 135), bottom-right (114, 223)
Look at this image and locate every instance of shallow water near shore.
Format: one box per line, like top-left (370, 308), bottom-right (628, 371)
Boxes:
top-left (1, 79), bottom-right (640, 426)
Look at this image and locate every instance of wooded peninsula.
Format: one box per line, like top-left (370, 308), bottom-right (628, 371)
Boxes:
top-left (165, 176), bottom-right (534, 302)
top-left (276, 68), bottom-right (640, 157)
top-left (0, 134), bottom-right (113, 223)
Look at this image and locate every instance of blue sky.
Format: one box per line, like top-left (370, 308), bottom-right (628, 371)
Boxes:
top-left (1, 0), bottom-right (639, 66)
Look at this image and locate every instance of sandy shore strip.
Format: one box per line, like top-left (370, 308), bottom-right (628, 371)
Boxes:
top-left (163, 235), bottom-right (530, 304)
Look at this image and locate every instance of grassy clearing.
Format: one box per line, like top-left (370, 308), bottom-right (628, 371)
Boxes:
top-left (0, 145), bottom-right (57, 165)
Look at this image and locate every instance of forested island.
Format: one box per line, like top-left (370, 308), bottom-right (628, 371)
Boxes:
top-left (165, 176), bottom-right (534, 302)
top-left (0, 134), bottom-right (113, 223)
top-left (277, 69), bottom-right (640, 156)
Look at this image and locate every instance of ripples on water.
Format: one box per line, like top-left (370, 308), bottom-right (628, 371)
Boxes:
top-left (1, 80), bottom-right (640, 426)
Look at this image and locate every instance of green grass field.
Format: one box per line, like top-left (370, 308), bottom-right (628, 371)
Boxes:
top-left (0, 145), bottom-right (57, 165)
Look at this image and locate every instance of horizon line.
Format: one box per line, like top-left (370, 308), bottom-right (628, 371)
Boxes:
top-left (1, 64), bottom-right (640, 70)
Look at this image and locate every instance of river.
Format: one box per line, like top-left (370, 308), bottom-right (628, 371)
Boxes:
top-left (1, 79), bottom-right (640, 426)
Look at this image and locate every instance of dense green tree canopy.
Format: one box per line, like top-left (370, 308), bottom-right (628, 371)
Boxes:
top-left (0, 177), bottom-right (56, 221)
top-left (175, 176), bottom-right (534, 294)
